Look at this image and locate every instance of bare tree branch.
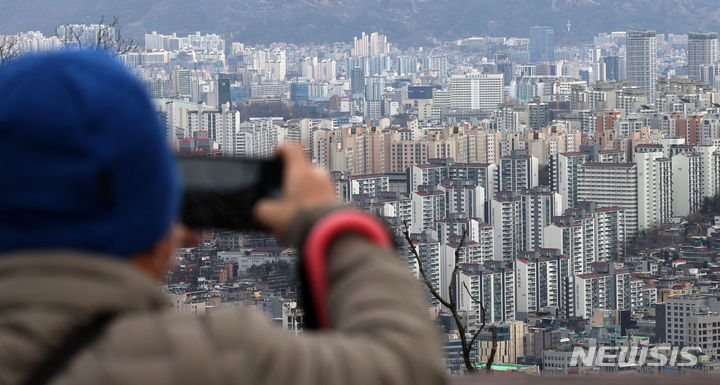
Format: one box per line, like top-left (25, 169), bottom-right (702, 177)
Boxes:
top-left (448, 229), bottom-right (467, 310)
top-left (55, 23), bottom-right (85, 49)
top-left (381, 213), bottom-right (485, 373)
top-left (486, 325), bottom-right (498, 373)
top-left (463, 282), bottom-right (487, 349)
top-left (462, 280), bottom-right (497, 373)
top-left (55, 16), bottom-right (137, 55)
top-left (445, 230), bottom-right (477, 372)
top-left (0, 35), bottom-right (22, 65)
top-left (380, 217), bottom-right (454, 309)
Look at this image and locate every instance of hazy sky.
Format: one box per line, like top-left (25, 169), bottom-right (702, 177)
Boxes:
top-left (1, 0), bottom-right (718, 45)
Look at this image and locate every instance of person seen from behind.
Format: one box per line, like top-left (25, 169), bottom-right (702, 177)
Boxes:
top-left (0, 50), bottom-right (446, 385)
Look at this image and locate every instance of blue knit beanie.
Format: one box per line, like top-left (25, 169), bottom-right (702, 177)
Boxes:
top-left (0, 50), bottom-right (180, 258)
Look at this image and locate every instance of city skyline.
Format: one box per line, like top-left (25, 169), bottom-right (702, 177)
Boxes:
top-left (4, 11), bottom-right (720, 375)
top-left (3, 1), bottom-right (720, 46)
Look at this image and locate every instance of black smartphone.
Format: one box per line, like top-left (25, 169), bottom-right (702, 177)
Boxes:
top-left (178, 156), bottom-right (284, 230)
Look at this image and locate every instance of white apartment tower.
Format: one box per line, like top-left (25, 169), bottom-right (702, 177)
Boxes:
top-left (439, 241), bottom-right (492, 301)
top-left (498, 150), bottom-right (539, 196)
top-left (235, 117), bottom-right (286, 158)
top-left (626, 30), bottom-right (657, 100)
top-left (403, 235), bottom-right (442, 306)
top-left (441, 181), bottom-right (486, 222)
top-left (491, 191), bottom-right (523, 261)
top-left (519, 186), bottom-right (562, 252)
top-left (515, 250), bottom-right (572, 320)
top-left (555, 152), bottom-right (590, 211)
top-left (696, 145), bottom-right (720, 200)
top-left (352, 32), bottom-right (390, 57)
top-left (635, 145), bottom-right (672, 231)
top-left (458, 265), bottom-right (516, 325)
top-left (448, 163), bottom-right (498, 205)
top-left (544, 202), bottom-right (625, 275)
top-left (672, 152), bottom-right (703, 217)
top-left (410, 186), bottom-right (447, 233)
top-left (437, 218), bottom-right (490, 246)
top-left (350, 174), bottom-right (389, 196)
top-left (411, 164), bottom-right (449, 192)
top-left (186, 103), bottom-right (240, 155)
top-left (574, 264), bottom-right (632, 319)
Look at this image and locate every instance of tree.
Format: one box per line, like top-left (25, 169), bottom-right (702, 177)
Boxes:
top-left (386, 218), bottom-right (497, 373)
top-left (55, 16), bottom-right (137, 55)
top-left (0, 35), bottom-right (21, 65)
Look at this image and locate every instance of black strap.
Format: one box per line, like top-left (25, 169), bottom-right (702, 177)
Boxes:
top-left (22, 313), bottom-right (115, 385)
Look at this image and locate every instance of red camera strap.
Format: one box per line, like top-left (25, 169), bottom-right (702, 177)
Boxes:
top-left (302, 210), bottom-right (393, 329)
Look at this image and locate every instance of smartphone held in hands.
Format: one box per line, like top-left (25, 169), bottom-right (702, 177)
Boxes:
top-left (178, 156), bottom-right (284, 231)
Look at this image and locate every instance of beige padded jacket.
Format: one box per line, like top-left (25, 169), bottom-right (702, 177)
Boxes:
top-left (0, 235), bottom-right (446, 385)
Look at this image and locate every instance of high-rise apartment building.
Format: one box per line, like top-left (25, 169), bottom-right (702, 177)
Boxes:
top-left (145, 31), bottom-right (165, 51)
top-left (411, 163), bottom-right (450, 192)
top-left (402, 234), bottom-right (441, 306)
top-left (440, 241), bottom-right (493, 301)
top-left (458, 263), bottom-right (515, 325)
top-left (386, 140), bottom-right (429, 173)
top-left (492, 107), bottom-right (521, 133)
top-left (340, 126), bottom-right (385, 175)
top-left (635, 145), bottom-right (672, 231)
top-left (410, 186), bottom-right (446, 233)
top-left (491, 191), bottom-right (523, 261)
top-left (312, 129), bottom-right (340, 171)
top-left (554, 152), bottom-right (590, 211)
top-left (350, 174), bottom-right (390, 197)
top-left (265, 48), bottom-right (287, 82)
top-left (235, 117), bottom-right (286, 158)
top-left (437, 217), bottom-right (487, 245)
top-left (544, 202), bottom-right (625, 275)
top-left (449, 163), bottom-right (497, 195)
top-left (364, 76), bottom-right (385, 101)
top-left (449, 162), bottom-right (498, 216)
top-left (352, 32), bottom-right (390, 57)
top-left (578, 162), bottom-right (638, 237)
top-left (688, 32), bottom-right (719, 82)
top-left (696, 145), bottom-right (720, 200)
top-left (574, 263), bottom-right (632, 319)
top-left (498, 150), bottom-right (539, 195)
top-left (626, 30), bottom-right (657, 99)
top-left (395, 55), bottom-right (417, 75)
top-left (441, 180), bottom-right (486, 222)
top-left (672, 152), bottom-right (703, 217)
top-left (423, 56), bottom-right (449, 78)
top-left (519, 186), bottom-right (562, 252)
top-left (528, 99), bottom-right (549, 130)
top-left (186, 103), bottom-right (240, 155)
top-left (301, 57), bottom-right (337, 81)
top-left (173, 67), bottom-right (192, 98)
top-left (515, 250), bottom-right (572, 320)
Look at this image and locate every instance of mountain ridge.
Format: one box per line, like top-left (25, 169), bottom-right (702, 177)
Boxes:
top-left (1, 0), bottom-right (719, 46)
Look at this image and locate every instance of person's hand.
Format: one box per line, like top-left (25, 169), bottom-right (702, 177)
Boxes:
top-left (253, 144), bottom-right (338, 241)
